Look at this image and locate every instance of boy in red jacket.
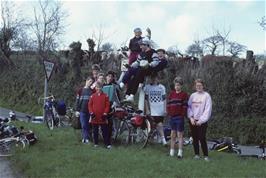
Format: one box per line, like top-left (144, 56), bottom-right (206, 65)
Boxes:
top-left (88, 82), bottom-right (111, 149)
top-left (167, 77), bottom-right (188, 158)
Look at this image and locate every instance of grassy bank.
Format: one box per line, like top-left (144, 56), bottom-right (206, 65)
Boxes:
top-left (10, 121), bottom-right (266, 178)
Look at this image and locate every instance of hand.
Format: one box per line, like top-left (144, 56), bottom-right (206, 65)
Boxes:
top-left (190, 118), bottom-right (196, 125)
top-left (195, 120), bottom-right (201, 126)
top-left (102, 113), bottom-right (108, 120)
top-left (75, 111), bottom-right (80, 117)
top-left (90, 113), bottom-right (95, 119)
top-left (124, 64), bottom-right (130, 68)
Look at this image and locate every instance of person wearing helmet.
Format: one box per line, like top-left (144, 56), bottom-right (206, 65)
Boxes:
top-left (128, 28), bottom-right (143, 65)
top-left (124, 37), bottom-right (160, 102)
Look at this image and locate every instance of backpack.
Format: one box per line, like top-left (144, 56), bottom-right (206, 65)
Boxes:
top-left (56, 100), bottom-right (67, 116)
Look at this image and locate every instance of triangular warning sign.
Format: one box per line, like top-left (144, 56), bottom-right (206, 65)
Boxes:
top-left (43, 60), bottom-right (55, 81)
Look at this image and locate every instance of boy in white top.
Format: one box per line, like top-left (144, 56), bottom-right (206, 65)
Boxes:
top-left (144, 75), bottom-right (167, 146)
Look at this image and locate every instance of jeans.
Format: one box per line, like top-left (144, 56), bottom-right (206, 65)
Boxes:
top-left (80, 112), bottom-right (90, 140)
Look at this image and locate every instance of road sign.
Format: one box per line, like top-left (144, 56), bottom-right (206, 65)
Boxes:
top-left (43, 60), bottom-right (55, 81)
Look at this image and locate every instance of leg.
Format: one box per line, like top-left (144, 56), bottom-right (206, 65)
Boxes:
top-left (101, 124), bottom-right (111, 146)
top-left (170, 130), bottom-right (177, 156)
top-left (107, 116), bottom-right (113, 144)
top-left (155, 117), bottom-right (166, 145)
top-left (176, 118), bottom-right (184, 157)
top-left (190, 123), bottom-right (200, 156)
top-left (79, 112), bottom-right (89, 140)
top-left (198, 122), bottom-right (208, 157)
top-left (93, 125), bottom-right (99, 145)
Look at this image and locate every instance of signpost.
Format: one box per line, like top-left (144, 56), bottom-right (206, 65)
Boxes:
top-left (42, 60), bottom-right (55, 119)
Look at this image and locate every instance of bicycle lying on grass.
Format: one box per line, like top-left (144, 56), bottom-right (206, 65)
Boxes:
top-left (239, 138), bottom-right (265, 160)
top-left (209, 137), bottom-right (241, 154)
top-left (0, 117), bottom-right (37, 157)
top-left (39, 95), bottom-right (74, 130)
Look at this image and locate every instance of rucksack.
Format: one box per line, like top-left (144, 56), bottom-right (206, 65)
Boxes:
top-left (56, 100), bottom-right (67, 116)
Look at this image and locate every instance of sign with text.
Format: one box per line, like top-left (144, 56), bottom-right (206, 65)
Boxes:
top-left (43, 60), bottom-right (55, 81)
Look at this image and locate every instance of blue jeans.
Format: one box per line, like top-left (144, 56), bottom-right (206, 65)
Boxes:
top-left (122, 67), bottom-right (139, 84)
top-left (80, 112), bottom-right (90, 140)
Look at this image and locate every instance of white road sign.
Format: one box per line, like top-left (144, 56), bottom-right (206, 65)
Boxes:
top-left (43, 60), bottom-right (55, 81)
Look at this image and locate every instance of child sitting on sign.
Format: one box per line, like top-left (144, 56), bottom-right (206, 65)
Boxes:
top-left (88, 82), bottom-right (111, 149)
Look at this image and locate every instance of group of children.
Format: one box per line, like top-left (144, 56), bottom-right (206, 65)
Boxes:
top-left (74, 27), bottom-right (213, 161)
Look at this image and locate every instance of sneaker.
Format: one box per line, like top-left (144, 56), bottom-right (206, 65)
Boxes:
top-left (125, 94), bottom-right (134, 102)
top-left (177, 154), bottom-right (183, 159)
top-left (162, 139), bottom-right (167, 146)
top-left (193, 155), bottom-right (200, 159)
top-left (119, 82), bottom-right (125, 89)
top-left (83, 139), bottom-right (89, 144)
top-left (107, 145), bottom-right (112, 149)
top-left (94, 144), bottom-right (99, 148)
top-left (138, 83), bottom-right (143, 88)
top-left (204, 157), bottom-right (210, 162)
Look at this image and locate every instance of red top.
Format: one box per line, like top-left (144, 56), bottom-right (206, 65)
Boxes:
top-left (167, 91), bottom-right (188, 118)
top-left (88, 92), bottom-right (110, 124)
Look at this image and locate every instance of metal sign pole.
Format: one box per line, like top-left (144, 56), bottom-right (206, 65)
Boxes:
top-left (43, 77), bottom-right (48, 119)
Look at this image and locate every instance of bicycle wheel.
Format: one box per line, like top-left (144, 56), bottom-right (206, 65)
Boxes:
top-left (114, 120), bottom-right (130, 145)
top-left (0, 138), bottom-right (26, 157)
top-left (129, 119), bottom-right (150, 149)
top-left (144, 130), bottom-right (160, 148)
top-left (44, 110), bottom-right (54, 130)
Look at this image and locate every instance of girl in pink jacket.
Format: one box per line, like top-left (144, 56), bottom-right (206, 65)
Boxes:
top-left (188, 79), bottom-right (212, 161)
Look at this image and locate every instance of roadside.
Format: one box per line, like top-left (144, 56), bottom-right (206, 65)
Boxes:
top-left (0, 157), bottom-right (24, 178)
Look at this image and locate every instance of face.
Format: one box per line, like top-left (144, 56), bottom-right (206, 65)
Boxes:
top-left (95, 86), bottom-right (102, 93)
top-left (106, 74), bottom-right (114, 84)
top-left (134, 31), bottom-right (142, 37)
top-left (97, 75), bottom-right (105, 84)
top-left (195, 82), bottom-right (204, 92)
top-left (140, 44), bottom-right (148, 51)
top-left (158, 51), bottom-right (165, 59)
top-left (85, 79), bottom-right (93, 87)
top-left (92, 70), bottom-right (99, 79)
top-left (174, 83), bottom-right (182, 92)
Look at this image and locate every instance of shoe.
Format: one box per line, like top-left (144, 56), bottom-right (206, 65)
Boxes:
top-left (193, 155), bottom-right (200, 159)
top-left (138, 83), bottom-right (143, 88)
top-left (82, 139), bottom-right (89, 144)
top-left (204, 157), bottom-right (210, 162)
top-left (107, 145), bottom-right (112, 149)
top-left (119, 82), bottom-right (125, 89)
top-left (94, 144), bottom-right (99, 148)
top-left (177, 154), bottom-right (183, 159)
top-left (125, 94), bottom-right (134, 102)
top-left (162, 139), bottom-right (167, 146)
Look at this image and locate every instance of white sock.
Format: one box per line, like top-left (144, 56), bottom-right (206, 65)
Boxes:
top-left (170, 149), bottom-right (175, 156)
top-left (178, 149), bottom-right (183, 156)
top-left (161, 136), bottom-right (167, 145)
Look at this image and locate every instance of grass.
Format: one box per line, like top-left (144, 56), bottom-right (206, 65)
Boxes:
top-left (8, 121), bottom-right (266, 178)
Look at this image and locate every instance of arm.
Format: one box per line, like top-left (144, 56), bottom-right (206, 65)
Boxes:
top-left (88, 95), bottom-right (94, 113)
top-left (197, 93), bottom-right (212, 125)
top-left (182, 93), bottom-right (188, 118)
top-left (104, 95), bottom-right (110, 114)
top-left (162, 85), bottom-right (167, 115)
top-left (75, 88), bottom-right (82, 111)
top-left (187, 94), bottom-right (196, 125)
top-left (149, 53), bottom-right (160, 67)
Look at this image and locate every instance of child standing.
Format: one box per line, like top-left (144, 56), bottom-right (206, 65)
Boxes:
top-left (144, 75), bottom-right (167, 146)
top-left (187, 79), bottom-right (212, 161)
top-left (167, 77), bottom-right (188, 158)
top-left (88, 82), bottom-right (111, 149)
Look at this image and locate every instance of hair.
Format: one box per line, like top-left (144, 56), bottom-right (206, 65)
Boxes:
top-left (95, 82), bottom-right (103, 89)
top-left (194, 78), bottom-right (204, 86)
top-left (174, 76), bottom-right (183, 85)
top-left (97, 73), bottom-right (105, 78)
top-left (156, 49), bottom-right (166, 54)
top-left (86, 76), bottom-right (94, 81)
top-left (106, 71), bottom-right (116, 77)
top-left (92, 64), bottom-right (101, 71)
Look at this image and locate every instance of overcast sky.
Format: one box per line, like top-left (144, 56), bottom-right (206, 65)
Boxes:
top-left (10, 0), bottom-right (266, 55)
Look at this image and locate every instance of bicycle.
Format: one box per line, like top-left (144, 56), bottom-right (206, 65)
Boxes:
top-left (239, 138), bottom-right (265, 160)
top-left (0, 118), bottom-right (27, 157)
top-left (112, 103), bottom-right (151, 149)
top-left (209, 137), bottom-right (241, 154)
top-left (40, 95), bottom-right (73, 130)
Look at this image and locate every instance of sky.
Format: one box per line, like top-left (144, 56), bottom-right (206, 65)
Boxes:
top-left (7, 0), bottom-right (266, 55)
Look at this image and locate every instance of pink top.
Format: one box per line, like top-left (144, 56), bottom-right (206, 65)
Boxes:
top-left (187, 91), bottom-right (212, 124)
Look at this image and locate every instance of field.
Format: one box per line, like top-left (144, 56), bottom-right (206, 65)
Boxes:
top-left (9, 121), bottom-right (266, 178)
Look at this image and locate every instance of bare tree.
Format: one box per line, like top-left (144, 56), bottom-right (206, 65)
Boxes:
top-left (32, 0), bottom-right (67, 58)
top-left (167, 45), bottom-right (180, 57)
top-left (186, 40), bottom-right (203, 57)
top-left (227, 41), bottom-right (246, 58)
top-left (259, 16), bottom-right (266, 31)
top-left (101, 42), bottom-right (114, 52)
top-left (0, 0), bottom-right (26, 64)
top-left (216, 26), bottom-right (231, 55)
top-left (203, 35), bottom-right (223, 55)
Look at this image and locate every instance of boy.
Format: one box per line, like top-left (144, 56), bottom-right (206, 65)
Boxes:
top-left (167, 77), bottom-right (188, 158)
top-left (144, 75), bottom-right (167, 146)
top-left (88, 82), bottom-right (111, 148)
top-left (75, 76), bottom-right (94, 144)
